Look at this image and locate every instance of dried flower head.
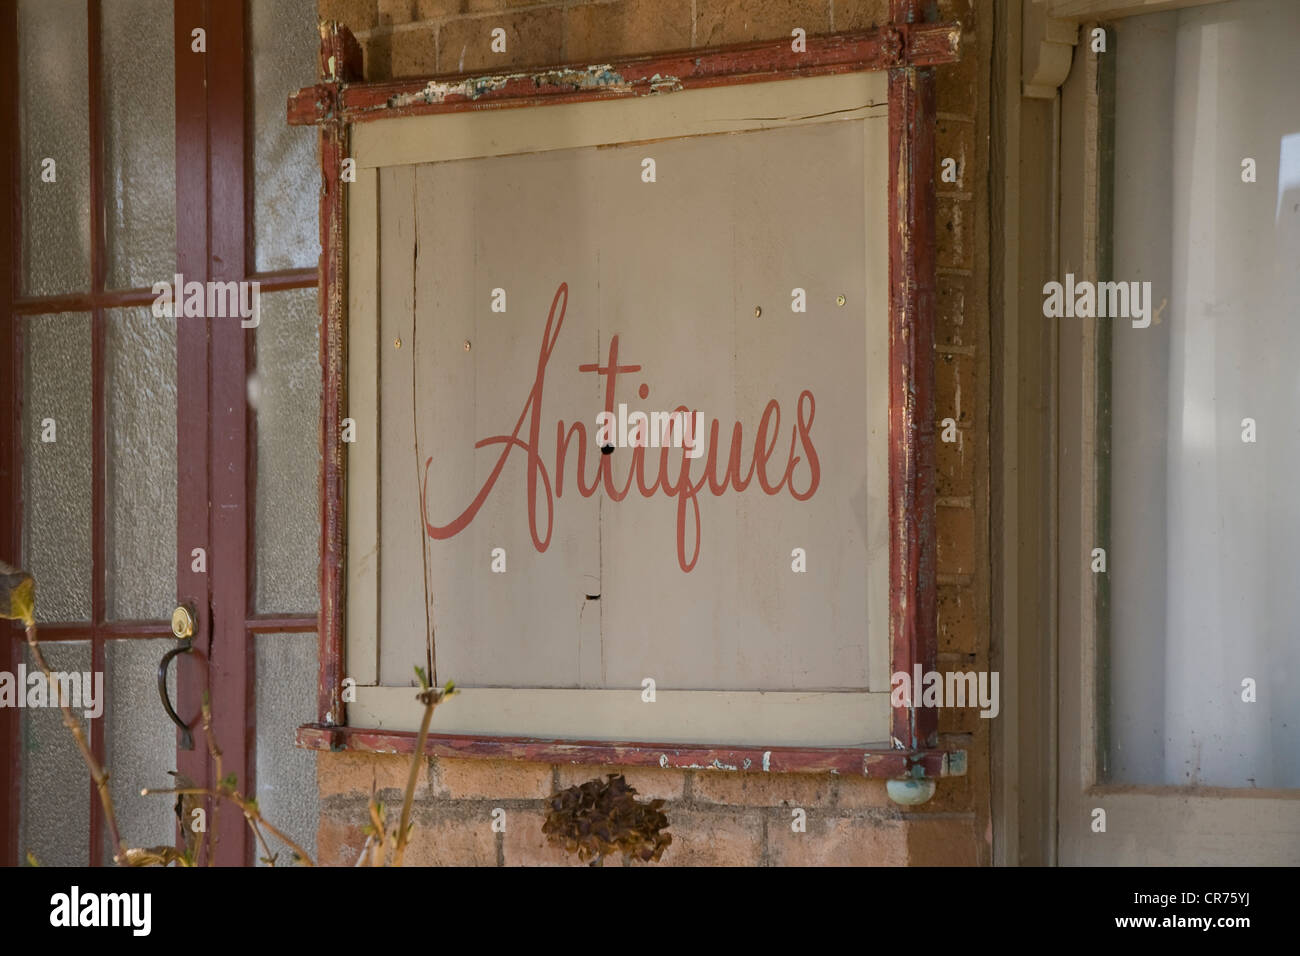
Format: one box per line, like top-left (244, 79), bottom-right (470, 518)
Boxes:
top-left (543, 773), bottom-right (672, 865)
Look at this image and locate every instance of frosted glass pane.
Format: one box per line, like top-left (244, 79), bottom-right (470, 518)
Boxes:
top-left (1106, 0), bottom-right (1300, 788)
top-left (102, 0), bottom-right (175, 290)
top-left (254, 633), bottom-right (319, 866)
top-left (253, 289), bottom-right (321, 614)
top-left (19, 0), bottom-right (91, 296)
top-left (251, 0), bottom-right (321, 272)
top-left (22, 313), bottom-right (93, 623)
top-left (102, 638), bottom-right (177, 864)
top-left (19, 640), bottom-right (92, 867)
top-left (105, 307), bottom-right (177, 621)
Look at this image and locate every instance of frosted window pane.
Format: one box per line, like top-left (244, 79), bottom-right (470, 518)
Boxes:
top-left (251, 0), bottom-right (321, 272)
top-left (102, 0), bottom-right (175, 290)
top-left (1106, 0), bottom-right (1300, 788)
top-left (19, 0), bottom-right (91, 296)
top-left (253, 289), bottom-right (321, 614)
top-left (102, 638), bottom-right (177, 864)
top-left (19, 641), bottom-right (92, 867)
top-left (22, 313), bottom-right (93, 623)
top-left (254, 633), bottom-right (319, 866)
top-left (105, 307), bottom-right (177, 622)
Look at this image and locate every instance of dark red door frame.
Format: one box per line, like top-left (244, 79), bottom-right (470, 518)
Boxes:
top-left (178, 0), bottom-right (319, 867)
top-left (290, 3), bottom-right (959, 793)
top-left (1, 0), bottom-right (317, 867)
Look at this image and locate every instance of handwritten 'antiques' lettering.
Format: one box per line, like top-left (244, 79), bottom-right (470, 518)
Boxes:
top-left (420, 283), bottom-right (821, 572)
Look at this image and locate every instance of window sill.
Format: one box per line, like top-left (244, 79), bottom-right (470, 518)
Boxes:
top-left (296, 723), bottom-right (966, 782)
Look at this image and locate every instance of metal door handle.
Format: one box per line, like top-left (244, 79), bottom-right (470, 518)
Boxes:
top-left (160, 603), bottom-right (197, 750)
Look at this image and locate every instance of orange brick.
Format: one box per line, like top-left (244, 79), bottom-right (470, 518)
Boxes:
top-left (418, 0), bottom-right (472, 17)
top-left (935, 352), bottom-right (974, 427)
top-left (502, 808), bottom-right (602, 866)
top-left (937, 272), bottom-right (971, 348)
top-left (935, 116), bottom-right (975, 192)
top-left (936, 424), bottom-right (974, 498)
top-left (937, 505), bottom-right (976, 576)
top-left (379, 0), bottom-right (421, 25)
top-left (921, 771), bottom-right (973, 812)
top-left (919, 733), bottom-right (976, 812)
top-left (937, 196), bottom-right (974, 272)
top-left (833, 0), bottom-right (890, 31)
top-left (938, 701), bottom-right (981, 734)
top-left (835, 776), bottom-right (893, 809)
top-left (364, 33), bottom-right (393, 80)
top-left (463, 0), bottom-right (559, 11)
top-left (695, 0), bottom-right (830, 47)
top-left (690, 770), bottom-right (834, 808)
top-left (935, 30), bottom-right (978, 117)
top-left (555, 764), bottom-right (686, 802)
top-left (904, 814), bottom-right (979, 865)
top-left (402, 804), bottom-right (500, 865)
top-left (938, 583), bottom-right (977, 655)
top-left (437, 8), bottom-right (563, 73)
top-left (317, 750), bottom-right (425, 798)
top-left (768, 813), bottom-right (907, 866)
top-left (656, 808), bottom-right (763, 866)
top-left (431, 757), bottom-right (553, 799)
top-left (317, 816), bottom-right (367, 865)
top-left (565, 0), bottom-right (693, 62)
top-left (320, 0), bottom-right (380, 30)
top-left (391, 24), bottom-right (439, 76)
top-left (935, 0), bottom-right (976, 26)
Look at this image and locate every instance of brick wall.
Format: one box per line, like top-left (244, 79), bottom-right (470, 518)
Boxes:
top-left (313, 0), bottom-right (991, 866)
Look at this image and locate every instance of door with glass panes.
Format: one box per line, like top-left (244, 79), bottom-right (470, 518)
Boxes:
top-left (2, 0), bottom-right (322, 867)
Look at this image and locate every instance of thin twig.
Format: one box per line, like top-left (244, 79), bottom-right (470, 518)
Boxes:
top-left (355, 833), bottom-right (375, 866)
top-left (245, 815), bottom-right (278, 867)
top-left (391, 697), bottom-right (436, 867)
top-left (25, 623), bottom-right (127, 864)
top-left (367, 786), bottom-right (388, 867)
top-left (144, 786), bottom-right (315, 867)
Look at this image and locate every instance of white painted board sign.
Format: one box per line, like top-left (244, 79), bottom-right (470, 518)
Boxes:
top-left (346, 72), bottom-right (891, 744)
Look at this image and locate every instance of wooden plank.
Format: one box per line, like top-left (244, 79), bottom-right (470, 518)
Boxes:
top-left (1049, 0), bottom-right (1220, 19)
top-left (172, 0), bottom-right (213, 864)
top-left (289, 25), bottom-right (960, 128)
top-left (350, 686), bottom-right (891, 747)
top-left (345, 167), bottom-right (379, 686)
top-left (887, 0), bottom-right (939, 751)
top-left (316, 22), bottom-right (360, 728)
top-left (206, 1), bottom-right (252, 868)
top-left (297, 722), bottom-right (965, 778)
top-left (374, 165), bottom-right (424, 686)
top-left (353, 72), bottom-right (885, 171)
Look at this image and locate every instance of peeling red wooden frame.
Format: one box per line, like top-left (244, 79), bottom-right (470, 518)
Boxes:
top-left (287, 23), bottom-right (961, 127)
top-left (296, 725), bottom-right (966, 780)
top-left (294, 5), bottom-right (957, 786)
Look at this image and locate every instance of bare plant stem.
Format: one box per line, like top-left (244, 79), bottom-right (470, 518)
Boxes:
top-left (245, 815), bottom-right (279, 866)
top-left (391, 694), bottom-right (439, 867)
top-left (25, 622), bottom-right (126, 864)
top-left (366, 791), bottom-right (387, 867)
top-left (145, 786), bottom-right (315, 867)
